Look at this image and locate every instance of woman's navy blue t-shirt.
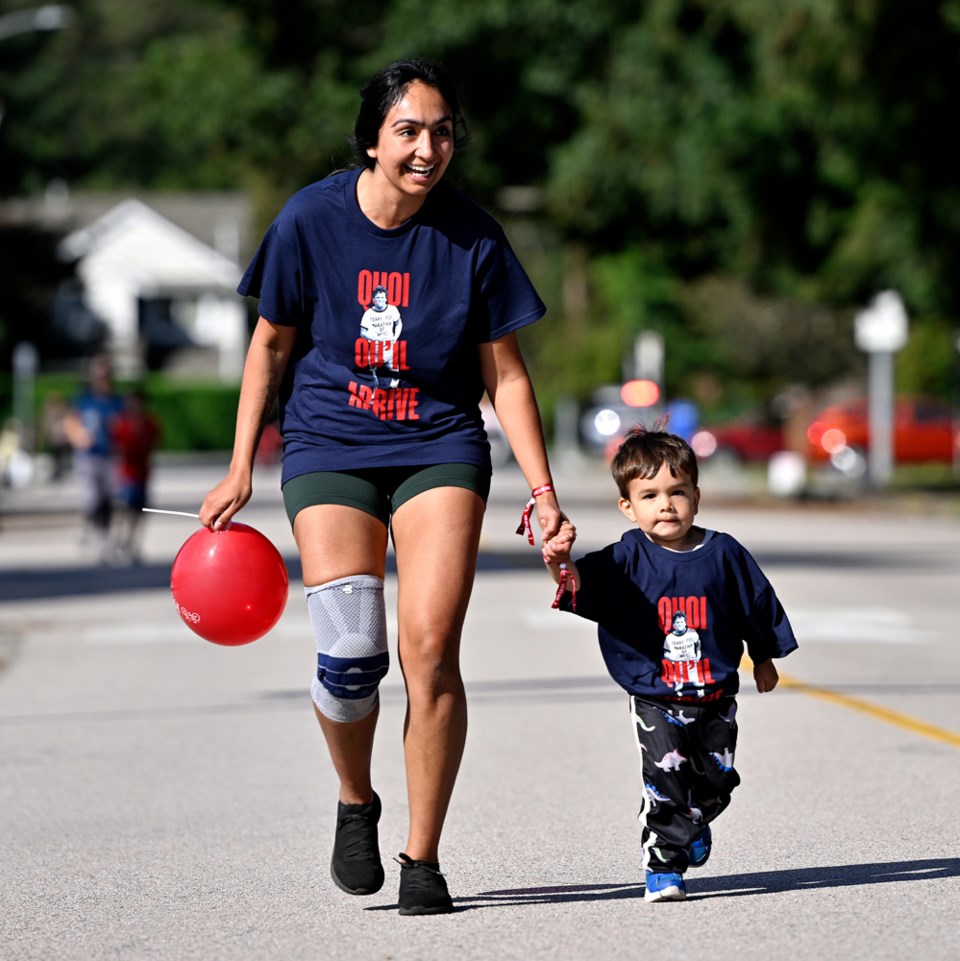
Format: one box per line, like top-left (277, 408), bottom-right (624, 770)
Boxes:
top-left (238, 168), bottom-right (547, 483)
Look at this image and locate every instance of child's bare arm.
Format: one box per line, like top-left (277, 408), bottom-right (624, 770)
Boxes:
top-left (753, 658), bottom-right (780, 693)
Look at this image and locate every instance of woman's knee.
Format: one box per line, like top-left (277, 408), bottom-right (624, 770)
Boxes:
top-left (399, 631), bottom-right (463, 697)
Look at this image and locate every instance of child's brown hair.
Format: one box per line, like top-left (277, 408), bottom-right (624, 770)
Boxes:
top-left (610, 421), bottom-right (699, 498)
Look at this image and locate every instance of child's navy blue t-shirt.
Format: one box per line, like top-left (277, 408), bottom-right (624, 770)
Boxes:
top-left (238, 168), bottom-right (547, 483)
top-left (560, 529), bottom-right (798, 702)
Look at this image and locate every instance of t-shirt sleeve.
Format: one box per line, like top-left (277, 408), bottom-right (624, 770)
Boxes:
top-left (237, 213), bottom-right (304, 327)
top-left (557, 548), bottom-right (615, 623)
top-left (732, 542), bottom-right (799, 663)
top-left (743, 582), bottom-right (799, 663)
top-left (474, 231), bottom-right (547, 343)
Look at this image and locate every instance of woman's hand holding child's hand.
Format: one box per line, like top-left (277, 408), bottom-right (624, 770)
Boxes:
top-left (542, 519), bottom-right (576, 565)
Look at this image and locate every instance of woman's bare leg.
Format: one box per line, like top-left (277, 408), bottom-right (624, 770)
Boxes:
top-left (390, 486), bottom-right (485, 862)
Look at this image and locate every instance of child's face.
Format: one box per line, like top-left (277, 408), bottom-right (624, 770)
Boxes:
top-left (618, 462), bottom-right (700, 549)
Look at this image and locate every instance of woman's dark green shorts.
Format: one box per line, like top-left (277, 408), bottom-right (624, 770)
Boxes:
top-left (282, 462), bottom-right (491, 526)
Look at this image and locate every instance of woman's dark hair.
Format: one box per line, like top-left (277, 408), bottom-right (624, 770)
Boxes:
top-left (351, 58), bottom-right (469, 169)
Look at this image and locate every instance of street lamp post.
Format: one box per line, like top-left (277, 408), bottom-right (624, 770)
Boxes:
top-left (854, 290), bottom-right (909, 489)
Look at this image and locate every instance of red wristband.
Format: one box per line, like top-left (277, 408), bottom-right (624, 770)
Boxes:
top-left (517, 485), bottom-right (556, 545)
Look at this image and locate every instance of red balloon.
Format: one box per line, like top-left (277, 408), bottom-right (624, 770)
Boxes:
top-left (170, 522), bottom-right (289, 646)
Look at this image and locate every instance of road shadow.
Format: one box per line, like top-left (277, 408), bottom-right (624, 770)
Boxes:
top-left (0, 542), bottom-right (942, 604)
top-left (364, 858), bottom-right (959, 912)
top-left (0, 548), bottom-right (557, 603)
top-left (0, 556), bottom-right (305, 603)
top-left (1, 559), bottom-right (181, 602)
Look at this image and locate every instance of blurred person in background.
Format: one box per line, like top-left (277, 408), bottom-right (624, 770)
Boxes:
top-left (64, 353), bottom-right (124, 563)
top-left (41, 392), bottom-right (73, 481)
top-left (111, 387), bottom-right (161, 564)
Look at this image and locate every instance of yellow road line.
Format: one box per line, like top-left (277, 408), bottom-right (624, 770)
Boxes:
top-left (778, 674), bottom-right (960, 749)
top-left (741, 658), bottom-right (960, 749)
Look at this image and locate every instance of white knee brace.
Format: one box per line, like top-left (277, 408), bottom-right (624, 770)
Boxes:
top-left (305, 575), bottom-right (389, 723)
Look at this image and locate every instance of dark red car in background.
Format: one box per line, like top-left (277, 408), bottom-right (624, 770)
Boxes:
top-left (691, 416), bottom-right (785, 463)
top-left (805, 397), bottom-right (959, 464)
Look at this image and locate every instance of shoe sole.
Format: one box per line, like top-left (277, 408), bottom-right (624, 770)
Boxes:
top-left (644, 886), bottom-right (686, 903)
top-left (398, 903), bottom-right (455, 916)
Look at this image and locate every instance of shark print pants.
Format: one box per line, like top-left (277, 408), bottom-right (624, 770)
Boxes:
top-left (631, 694), bottom-right (741, 874)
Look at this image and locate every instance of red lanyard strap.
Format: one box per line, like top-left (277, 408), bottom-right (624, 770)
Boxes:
top-left (516, 498), bottom-right (536, 545)
top-left (551, 563), bottom-right (576, 611)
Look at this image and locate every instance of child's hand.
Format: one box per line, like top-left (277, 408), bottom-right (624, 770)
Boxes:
top-left (542, 519), bottom-right (576, 565)
top-left (753, 658), bottom-right (779, 693)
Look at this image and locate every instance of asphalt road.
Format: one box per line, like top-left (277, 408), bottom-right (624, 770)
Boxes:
top-left (1, 457), bottom-right (958, 961)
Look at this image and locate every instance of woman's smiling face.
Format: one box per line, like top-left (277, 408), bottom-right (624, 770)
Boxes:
top-left (366, 81), bottom-right (455, 206)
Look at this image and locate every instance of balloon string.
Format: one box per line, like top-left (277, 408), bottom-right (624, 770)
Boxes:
top-left (142, 508), bottom-right (200, 519)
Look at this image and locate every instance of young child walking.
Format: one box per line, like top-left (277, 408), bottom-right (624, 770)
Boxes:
top-left (542, 423), bottom-right (798, 902)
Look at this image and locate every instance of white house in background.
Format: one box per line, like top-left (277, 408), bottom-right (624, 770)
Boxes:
top-left (58, 198), bottom-right (248, 381)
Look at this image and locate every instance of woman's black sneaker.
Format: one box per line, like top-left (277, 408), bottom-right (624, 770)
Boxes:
top-left (330, 792), bottom-right (384, 895)
top-left (396, 852), bottom-right (455, 915)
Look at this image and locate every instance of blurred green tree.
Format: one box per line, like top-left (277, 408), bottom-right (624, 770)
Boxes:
top-left (2, 0), bottom-right (958, 418)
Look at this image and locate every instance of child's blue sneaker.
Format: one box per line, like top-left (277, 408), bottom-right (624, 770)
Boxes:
top-left (644, 871), bottom-right (686, 902)
top-left (688, 824), bottom-right (712, 868)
